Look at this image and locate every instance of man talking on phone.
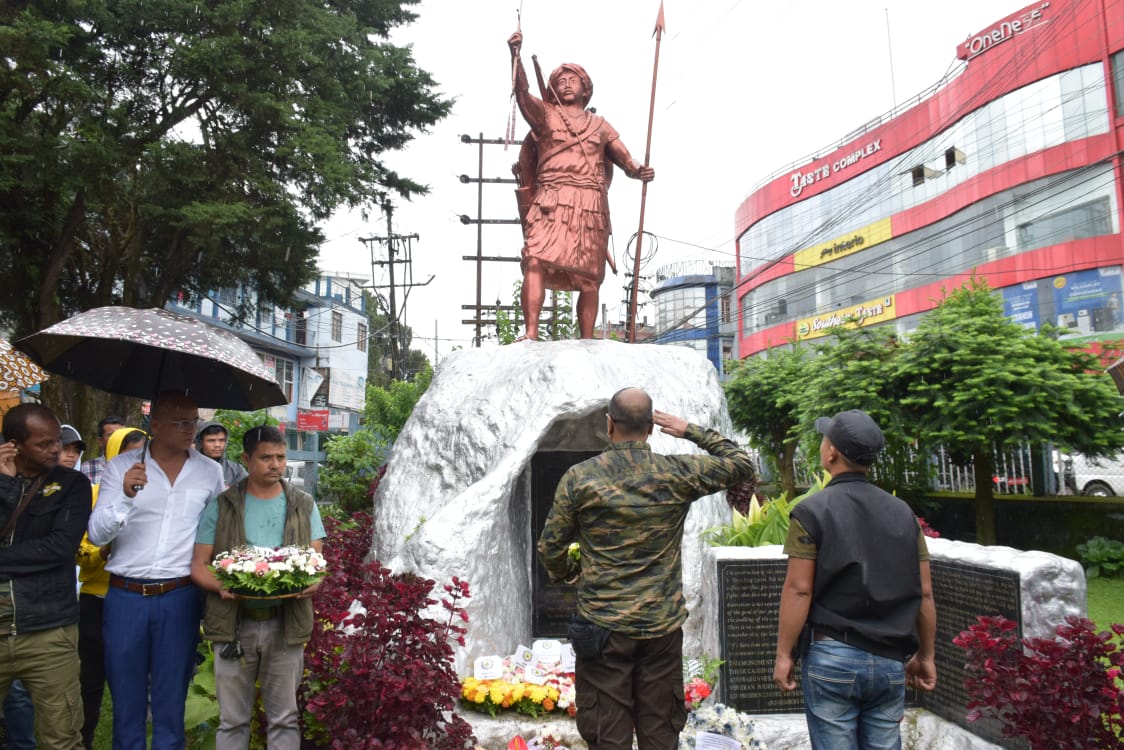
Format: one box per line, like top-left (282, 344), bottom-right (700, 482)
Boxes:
top-left (89, 392), bottom-right (225, 750)
top-left (0, 403), bottom-right (91, 750)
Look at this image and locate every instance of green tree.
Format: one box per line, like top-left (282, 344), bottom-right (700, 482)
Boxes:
top-left (319, 364), bottom-right (432, 509)
top-left (1, 0), bottom-right (451, 431)
top-left (495, 281), bottom-right (575, 344)
top-left (724, 344), bottom-right (810, 497)
top-left (795, 325), bottom-right (928, 500)
top-left (894, 278), bottom-right (1124, 544)
top-left (364, 305), bottom-right (431, 389)
top-left (364, 364), bottom-right (432, 441)
top-left (318, 429), bottom-right (391, 513)
top-left (211, 409), bottom-right (280, 462)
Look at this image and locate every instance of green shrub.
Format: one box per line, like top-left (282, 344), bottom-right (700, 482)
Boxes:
top-left (1076, 536), bottom-right (1124, 579)
top-left (705, 475), bottom-right (826, 547)
top-left (212, 409), bottom-right (279, 461)
top-left (318, 428), bottom-right (390, 513)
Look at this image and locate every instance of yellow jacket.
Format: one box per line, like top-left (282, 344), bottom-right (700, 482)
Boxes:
top-left (77, 427), bottom-right (146, 596)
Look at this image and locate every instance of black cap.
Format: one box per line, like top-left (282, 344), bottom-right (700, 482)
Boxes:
top-left (815, 410), bottom-right (884, 466)
top-left (59, 424), bottom-right (87, 451)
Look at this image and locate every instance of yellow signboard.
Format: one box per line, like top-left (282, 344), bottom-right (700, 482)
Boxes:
top-left (796, 295), bottom-right (897, 341)
top-left (793, 218), bottom-right (893, 270)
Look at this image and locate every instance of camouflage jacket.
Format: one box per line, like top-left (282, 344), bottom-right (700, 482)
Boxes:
top-left (538, 424), bottom-right (754, 638)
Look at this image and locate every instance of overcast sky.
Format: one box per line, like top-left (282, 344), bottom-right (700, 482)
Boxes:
top-left (317, 0), bottom-right (1022, 360)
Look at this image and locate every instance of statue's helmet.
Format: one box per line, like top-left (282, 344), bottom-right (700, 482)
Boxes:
top-left (547, 63), bottom-right (593, 106)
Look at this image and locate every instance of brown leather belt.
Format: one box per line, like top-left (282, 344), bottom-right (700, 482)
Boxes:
top-left (109, 575), bottom-right (193, 597)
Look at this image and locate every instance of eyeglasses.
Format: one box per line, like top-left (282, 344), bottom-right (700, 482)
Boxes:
top-left (166, 418), bottom-right (201, 432)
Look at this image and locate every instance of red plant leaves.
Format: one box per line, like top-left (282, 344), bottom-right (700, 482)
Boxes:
top-left (300, 512), bottom-right (475, 749)
top-left (954, 614), bottom-right (1124, 749)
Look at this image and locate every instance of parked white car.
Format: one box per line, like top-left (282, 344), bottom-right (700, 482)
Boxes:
top-left (284, 460), bottom-right (308, 490)
top-left (1068, 451), bottom-right (1124, 496)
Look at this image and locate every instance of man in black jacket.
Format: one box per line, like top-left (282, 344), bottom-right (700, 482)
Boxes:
top-left (0, 403), bottom-right (91, 750)
top-left (773, 409), bottom-right (936, 750)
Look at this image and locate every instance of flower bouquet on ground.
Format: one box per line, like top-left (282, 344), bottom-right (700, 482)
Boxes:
top-left (460, 657), bottom-right (576, 718)
top-left (683, 654), bottom-right (723, 709)
top-left (678, 703), bottom-right (768, 749)
top-left (211, 545), bottom-right (327, 598)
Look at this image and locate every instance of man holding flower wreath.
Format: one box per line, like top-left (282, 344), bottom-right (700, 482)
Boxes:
top-left (190, 425), bottom-right (326, 750)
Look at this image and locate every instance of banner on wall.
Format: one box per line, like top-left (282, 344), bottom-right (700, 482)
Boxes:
top-left (297, 409), bottom-right (330, 432)
top-left (1051, 268), bottom-right (1123, 336)
top-left (1002, 282), bottom-right (1040, 330)
top-left (792, 218), bottom-right (893, 271)
top-left (796, 295), bottom-right (897, 341)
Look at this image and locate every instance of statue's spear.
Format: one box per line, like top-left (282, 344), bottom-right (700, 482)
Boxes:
top-left (628, 1), bottom-right (665, 343)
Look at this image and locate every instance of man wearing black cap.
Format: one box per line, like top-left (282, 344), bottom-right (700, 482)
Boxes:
top-left (773, 409), bottom-right (937, 750)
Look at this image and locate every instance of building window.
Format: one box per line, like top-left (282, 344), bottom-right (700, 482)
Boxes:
top-left (331, 311), bottom-right (342, 342)
top-left (357, 322), bottom-right (368, 352)
top-left (910, 165), bottom-right (940, 186)
top-left (720, 295), bottom-right (732, 324)
top-left (274, 358), bottom-right (294, 402)
top-left (295, 314), bottom-right (307, 345)
top-left (1113, 51), bottom-right (1124, 118)
top-left (945, 147), bottom-right (965, 170)
top-left (1015, 197), bottom-right (1112, 250)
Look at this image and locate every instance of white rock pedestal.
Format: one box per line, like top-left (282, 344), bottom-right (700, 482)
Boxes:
top-left (373, 340), bottom-right (737, 672)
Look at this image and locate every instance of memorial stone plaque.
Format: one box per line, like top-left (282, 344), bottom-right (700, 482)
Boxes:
top-left (716, 558), bottom-right (804, 713)
top-left (530, 450), bottom-right (600, 638)
top-left (715, 554), bottom-right (1024, 744)
top-left (920, 559), bottom-right (1021, 747)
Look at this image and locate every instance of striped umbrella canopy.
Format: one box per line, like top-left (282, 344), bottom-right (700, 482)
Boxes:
top-left (15, 306), bottom-right (287, 410)
top-left (0, 337), bottom-right (49, 391)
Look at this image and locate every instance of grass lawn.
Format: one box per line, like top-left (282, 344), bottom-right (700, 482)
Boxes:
top-left (1087, 575), bottom-right (1124, 630)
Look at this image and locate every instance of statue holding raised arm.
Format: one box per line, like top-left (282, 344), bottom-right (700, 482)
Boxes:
top-left (508, 30), bottom-right (655, 341)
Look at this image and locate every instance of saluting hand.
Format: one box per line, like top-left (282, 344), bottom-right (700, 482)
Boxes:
top-left (653, 410), bottom-right (688, 438)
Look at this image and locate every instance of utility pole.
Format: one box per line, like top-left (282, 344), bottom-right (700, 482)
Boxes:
top-left (459, 133), bottom-right (521, 346)
top-left (360, 203), bottom-right (432, 381)
top-left (458, 133), bottom-right (570, 344)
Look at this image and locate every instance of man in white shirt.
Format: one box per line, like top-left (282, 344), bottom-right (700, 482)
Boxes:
top-left (89, 392), bottom-right (224, 750)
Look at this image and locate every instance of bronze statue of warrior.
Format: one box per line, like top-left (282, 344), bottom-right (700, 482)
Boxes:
top-left (508, 31), bottom-right (655, 341)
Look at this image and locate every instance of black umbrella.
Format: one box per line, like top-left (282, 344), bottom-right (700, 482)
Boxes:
top-left (15, 306), bottom-right (287, 410)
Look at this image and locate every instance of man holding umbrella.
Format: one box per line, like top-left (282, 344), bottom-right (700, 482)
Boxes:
top-left (89, 391), bottom-right (225, 750)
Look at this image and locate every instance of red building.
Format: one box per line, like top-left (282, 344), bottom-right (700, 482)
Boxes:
top-left (735, 0), bottom-right (1124, 357)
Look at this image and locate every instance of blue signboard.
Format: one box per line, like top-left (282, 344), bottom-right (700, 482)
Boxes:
top-left (1051, 267), bottom-right (1123, 336)
top-left (1002, 282), bottom-right (1040, 330)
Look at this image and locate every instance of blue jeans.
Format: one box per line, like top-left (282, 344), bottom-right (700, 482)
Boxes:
top-left (104, 583), bottom-right (201, 750)
top-left (3, 680), bottom-right (36, 750)
top-left (801, 639), bottom-right (906, 750)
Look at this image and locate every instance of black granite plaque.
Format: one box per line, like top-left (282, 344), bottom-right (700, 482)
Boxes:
top-left (530, 450), bottom-right (599, 638)
top-left (920, 559), bottom-right (1022, 748)
top-left (715, 555), bottom-right (1025, 744)
top-left (716, 558), bottom-right (804, 713)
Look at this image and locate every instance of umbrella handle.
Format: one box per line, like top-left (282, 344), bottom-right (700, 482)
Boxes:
top-left (130, 436), bottom-right (150, 494)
